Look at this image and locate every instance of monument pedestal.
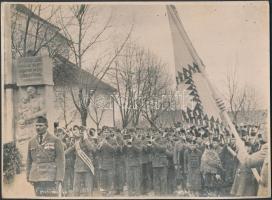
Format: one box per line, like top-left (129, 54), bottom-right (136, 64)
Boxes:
top-left (14, 55), bottom-right (55, 164)
top-left (44, 85), bottom-right (57, 133)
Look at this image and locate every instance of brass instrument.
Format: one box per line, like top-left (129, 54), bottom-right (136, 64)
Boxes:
top-left (97, 138), bottom-right (107, 150)
top-left (147, 136), bottom-right (154, 146)
top-left (126, 137), bottom-right (133, 147)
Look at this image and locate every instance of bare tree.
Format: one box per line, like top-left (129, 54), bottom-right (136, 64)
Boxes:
top-left (226, 69), bottom-right (246, 123)
top-left (112, 59), bottom-right (134, 128)
top-left (11, 4), bottom-right (67, 58)
top-left (111, 43), bottom-right (173, 129)
top-left (225, 69), bottom-right (259, 124)
top-left (87, 92), bottom-right (111, 129)
top-left (110, 42), bottom-right (148, 128)
top-left (58, 5), bottom-right (132, 126)
top-left (55, 87), bottom-right (78, 128)
top-left (141, 55), bottom-right (174, 129)
top-left (240, 86), bottom-right (259, 123)
top-left (126, 43), bottom-right (149, 127)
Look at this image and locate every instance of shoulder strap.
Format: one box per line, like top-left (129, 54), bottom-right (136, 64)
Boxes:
top-left (75, 141), bottom-right (95, 175)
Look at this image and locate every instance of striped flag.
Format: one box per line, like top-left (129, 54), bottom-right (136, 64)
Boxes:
top-left (167, 5), bottom-right (223, 125)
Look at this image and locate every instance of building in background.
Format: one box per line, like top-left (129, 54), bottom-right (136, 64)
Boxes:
top-left (4, 4), bottom-right (116, 165)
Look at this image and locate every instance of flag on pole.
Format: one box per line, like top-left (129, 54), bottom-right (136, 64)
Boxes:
top-left (166, 5), bottom-right (222, 122)
top-left (166, 6), bottom-right (260, 181)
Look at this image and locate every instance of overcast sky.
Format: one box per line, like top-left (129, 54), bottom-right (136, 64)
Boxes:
top-left (35, 1), bottom-right (269, 109)
top-left (106, 1), bottom-right (269, 109)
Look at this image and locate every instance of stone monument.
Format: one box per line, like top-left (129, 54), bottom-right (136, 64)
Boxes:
top-left (14, 55), bottom-right (56, 164)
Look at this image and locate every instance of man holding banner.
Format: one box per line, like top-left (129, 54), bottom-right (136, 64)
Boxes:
top-left (166, 4), bottom-right (270, 198)
top-left (230, 124), bottom-right (269, 197)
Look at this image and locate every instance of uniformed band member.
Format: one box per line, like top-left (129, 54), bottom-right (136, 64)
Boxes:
top-left (26, 116), bottom-right (65, 196)
top-left (140, 134), bottom-right (153, 195)
top-left (98, 129), bottom-right (116, 196)
top-left (62, 132), bottom-right (75, 196)
top-left (113, 130), bottom-right (125, 195)
top-left (166, 134), bottom-right (176, 195)
top-left (65, 126), bottom-right (96, 196)
top-left (200, 137), bottom-right (224, 196)
top-left (151, 134), bottom-right (168, 195)
top-left (184, 139), bottom-right (202, 196)
top-left (26, 117), bottom-right (268, 197)
top-left (174, 130), bottom-right (187, 192)
top-left (218, 137), bottom-right (239, 195)
top-left (88, 128), bottom-right (100, 191)
top-left (123, 131), bottom-right (142, 196)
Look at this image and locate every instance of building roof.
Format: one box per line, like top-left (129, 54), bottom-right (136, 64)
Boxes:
top-left (14, 4), bottom-right (68, 42)
top-left (13, 4), bottom-right (116, 94)
top-left (53, 54), bottom-right (116, 93)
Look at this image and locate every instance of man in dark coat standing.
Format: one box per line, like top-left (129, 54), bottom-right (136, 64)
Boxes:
top-left (26, 116), bottom-right (65, 197)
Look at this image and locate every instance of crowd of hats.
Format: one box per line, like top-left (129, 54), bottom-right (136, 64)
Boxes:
top-left (53, 120), bottom-right (262, 149)
top-left (53, 123), bottom-right (228, 148)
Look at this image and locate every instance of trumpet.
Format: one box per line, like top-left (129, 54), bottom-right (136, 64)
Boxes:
top-left (147, 136), bottom-right (154, 146)
top-left (126, 138), bottom-right (133, 147)
top-left (97, 138), bottom-right (107, 149)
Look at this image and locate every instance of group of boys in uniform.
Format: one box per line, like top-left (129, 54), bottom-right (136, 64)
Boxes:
top-left (26, 116), bottom-right (268, 197)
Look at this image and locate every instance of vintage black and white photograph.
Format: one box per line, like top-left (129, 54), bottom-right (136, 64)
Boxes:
top-left (1, 1), bottom-right (270, 198)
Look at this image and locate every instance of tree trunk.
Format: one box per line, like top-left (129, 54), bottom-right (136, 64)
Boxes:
top-left (233, 111), bottom-right (238, 124)
top-left (80, 109), bottom-right (88, 126)
top-left (132, 112), bottom-right (140, 127)
top-left (122, 119), bottom-right (129, 129)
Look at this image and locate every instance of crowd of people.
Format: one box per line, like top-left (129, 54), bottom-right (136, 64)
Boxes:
top-left (49, 120), bottom-right (266, 197)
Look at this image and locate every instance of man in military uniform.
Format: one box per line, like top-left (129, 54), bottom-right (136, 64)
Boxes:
top-left (173, 130), bottom-right (187, 192)
top-left (65, 126), bottom-right (96, 196)
top-left (184, 138), bottom-right (202, 196)
top-left (98, 129), bottom-right (116, 196)
top-left (166, 133), bottom-right (176, 195)
top-left (123, 132), bottom-right (142, 196)
top-left (140, 134), bottom-right (153, 195)
top-left (200, 137), bottom-right (224, 196)
top-left (113, 130), bottom-right (125, 195)
top-left (26, 116), bottom-right (65, 197)
top-left (219, 137), bottom-right (239, 195)
top-left (63, 133), bottom-right (75, 196)
top-left (151, 133), bottom-right (168, 195)
top-left (88, 128), bottom-right (100, 191)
